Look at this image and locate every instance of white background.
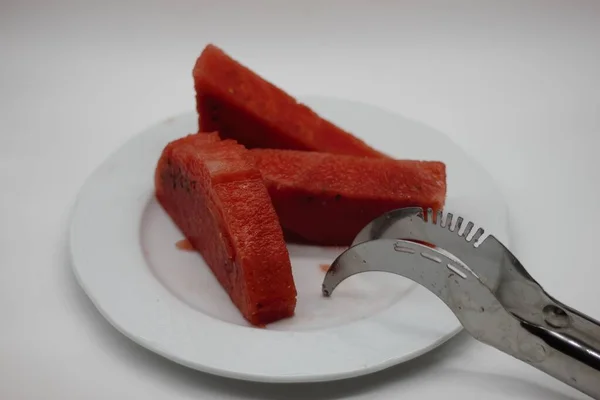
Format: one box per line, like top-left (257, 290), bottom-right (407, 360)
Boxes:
top-left (1, 0), bottom-right (599, 399)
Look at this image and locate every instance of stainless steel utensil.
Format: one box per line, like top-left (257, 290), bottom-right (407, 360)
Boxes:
top-left (322, 208), bottom-right (600, 399)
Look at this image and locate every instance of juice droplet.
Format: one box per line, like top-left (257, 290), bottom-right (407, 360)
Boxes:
top-left (175, 239), bottom-right (194, 251)
top-left (320, 264), bottom-right (330, 272)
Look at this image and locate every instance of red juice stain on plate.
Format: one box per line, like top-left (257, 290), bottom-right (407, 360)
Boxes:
top-left (175, 238), bottom-right (194, 251)
top-left (320, 264), bottom-right (330, 272)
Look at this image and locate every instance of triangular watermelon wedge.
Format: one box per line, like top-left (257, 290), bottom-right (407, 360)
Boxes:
top-left (249, 149), bottom-right (447, 246)
top-left (155, 133), bottom-right (297, 326)
top-left (193, 44), bottom-right (388, 158)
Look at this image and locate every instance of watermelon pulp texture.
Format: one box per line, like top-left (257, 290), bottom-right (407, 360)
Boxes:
top-left (155, 133), bottom-right (297, 326)
top-left (249, 149), bottom-right (447, 246)
top-left (193, 44), bottom-right (388, 158)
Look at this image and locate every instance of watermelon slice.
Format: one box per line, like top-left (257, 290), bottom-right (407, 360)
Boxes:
top-left (249, 149), bottom-right (447, 246)
top-left (155, 133), bottom-right (297, 326)
top-left (193, 44), bottom-right (387, 158)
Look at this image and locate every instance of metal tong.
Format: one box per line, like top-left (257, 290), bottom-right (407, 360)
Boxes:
top-left (322, 207), bottom-right (600, 399)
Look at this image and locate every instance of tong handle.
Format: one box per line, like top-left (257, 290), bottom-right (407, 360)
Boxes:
top-left (511, 300), bottom-right (600, 399)
top-left (549, 296), bottom-right (600, 348)
top-left (522, 296), bottom-right (600, 399)
top-left (491, 245), bottom-right (600, 397)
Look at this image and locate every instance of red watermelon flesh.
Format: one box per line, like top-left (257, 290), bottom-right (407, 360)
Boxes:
top-left (193, 44), bottom-right (388, 158)
top-left (155, 133), bottom-right (297, 326)
top-left (249, 149), bottom-right (447, 246)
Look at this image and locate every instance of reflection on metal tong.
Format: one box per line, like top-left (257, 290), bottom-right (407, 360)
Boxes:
top-left (322, 207), bottom-right (600, 399)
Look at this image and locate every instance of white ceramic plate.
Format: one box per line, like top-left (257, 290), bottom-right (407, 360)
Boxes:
top-left (70, 96), bottom-right (509, 383)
